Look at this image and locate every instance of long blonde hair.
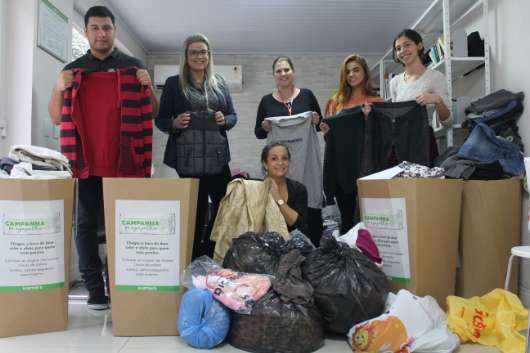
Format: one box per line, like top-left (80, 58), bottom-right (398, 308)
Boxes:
top-left (329, 54), bottom-right (375, 113)
top-left (179, 33), bottom-right (226, 101)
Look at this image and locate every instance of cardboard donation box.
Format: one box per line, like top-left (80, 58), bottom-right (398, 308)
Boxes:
top-left (357, 178), bottom-right (463, 307)
top-left (0, 179), bottom-right (75, 337)
top-left (457, 179), bottom-right (522, 297)
top-left (103, 178), bottom-right (198, 336)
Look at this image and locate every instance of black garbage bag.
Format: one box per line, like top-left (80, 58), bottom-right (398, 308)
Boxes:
top-left (302, 237), bottom-right (388, 334)
top-left (284, 229), bottom-right (315, 257)
top-left (223, 231), bottom-right (315, 275)
top-left (229, 250), bottom-right (324, 353)
top-left (223, 232), bottom-right (285, 274)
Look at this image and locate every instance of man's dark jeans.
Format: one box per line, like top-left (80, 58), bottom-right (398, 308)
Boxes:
top-left (76, 176), bottom-right (105, 294)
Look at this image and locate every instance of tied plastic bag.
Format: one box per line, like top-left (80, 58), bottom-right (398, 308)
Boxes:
top-left (334, 222), bottom-right (383, 266)
top-left (348, 289), bottom-right (459, 353)
top-left (302, 237), bottom-right (388, 334)
top-left (177, 288), bottom-right (230, 349)
top-left (223, 230), bottom-right (315, 275)
top-left (229, 249), bottom-right (324, 353)
top-left (183, 256), bottom-right (271, 314)
top-left (447, 288), bottom-right (529, 353)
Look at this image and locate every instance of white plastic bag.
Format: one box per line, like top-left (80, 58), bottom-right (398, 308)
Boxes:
top-left (347, 289), bottom-right (459, 353)
top-left (182, 255), bottom-right (272, 314)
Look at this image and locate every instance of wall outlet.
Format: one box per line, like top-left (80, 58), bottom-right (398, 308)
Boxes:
top-left (0, 118), bottom-right (7, 138)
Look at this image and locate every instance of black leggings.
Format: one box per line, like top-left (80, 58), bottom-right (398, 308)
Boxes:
top-left (334, 186), bottom-right (357, 235)
top-left (184, 165), bottom-right (232, 259)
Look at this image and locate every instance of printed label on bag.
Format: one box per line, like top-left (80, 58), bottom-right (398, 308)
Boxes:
top-left (0, 200), bottom-right (65, 291)
top-left (119, 213), bottom-right (176, 235)
top-left (3, 213), bottom-right (61, 235)
top-left (115, 200), bottom-right (181, 292)
top-left (361, 198), bottom-right (411, 282)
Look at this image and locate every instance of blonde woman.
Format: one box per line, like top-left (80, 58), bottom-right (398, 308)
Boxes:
top-left (155, 33), bottom-right (237, 259)
top-left (321, 54), bottom-right (382, 234)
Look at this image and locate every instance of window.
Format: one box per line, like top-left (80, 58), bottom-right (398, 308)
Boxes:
top-left (72, 26), bottom-right (89, 60)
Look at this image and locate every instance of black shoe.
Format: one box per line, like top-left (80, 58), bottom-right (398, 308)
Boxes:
top-left (87, 291), bottom-right (110, 311)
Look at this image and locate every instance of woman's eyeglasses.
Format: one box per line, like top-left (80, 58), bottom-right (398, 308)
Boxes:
top-left (188, 49), bottom-right (210, 58)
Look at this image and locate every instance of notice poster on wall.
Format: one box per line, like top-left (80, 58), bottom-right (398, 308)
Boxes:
top-left (115, 200), bottom-right (180, 292)
top-left (0, 200), bottom-right (65, 292)
top-left (360, 197), bottom-right (410, 282)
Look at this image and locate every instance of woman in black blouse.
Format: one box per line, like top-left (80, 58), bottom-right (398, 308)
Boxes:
top-left (254, 56), bottom-right (321, 138)
top-left (254, 56), bottom-right (322, 245)
top-left (261, 143), bottom-right (307, 234)
top-left (155, 33), bottom-right (237, 259)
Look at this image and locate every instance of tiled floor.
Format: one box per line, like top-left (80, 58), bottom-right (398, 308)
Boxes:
top-left (0, 295), bottom-right (505, 353)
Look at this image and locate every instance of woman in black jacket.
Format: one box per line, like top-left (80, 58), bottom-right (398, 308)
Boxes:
top-left (155, 33), bottom-right (237, 259)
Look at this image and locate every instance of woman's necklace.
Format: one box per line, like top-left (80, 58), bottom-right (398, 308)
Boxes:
top-left (277, 87), bottom-right (297, 115)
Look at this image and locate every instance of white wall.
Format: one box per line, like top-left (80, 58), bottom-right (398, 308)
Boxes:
top-left (147, 52), bottom-right (380, 178)
top-left (2, 0), bottom-right (37, 155)
top-left (0, 0), bottom-right (6, 153)
top-left (488, 0), bottom-right (530, 306)
top-left (32, 0), bottom-right (74, 150)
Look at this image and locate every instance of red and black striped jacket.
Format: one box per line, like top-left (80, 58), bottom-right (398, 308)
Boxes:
top-left (60, 67), bottom-right (152, 178)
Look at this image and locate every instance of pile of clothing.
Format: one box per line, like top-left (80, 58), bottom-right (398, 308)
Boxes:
top-left (438, 89), bottom-right (525, 179)
top-left (0, 145), bottom-right (72, 179)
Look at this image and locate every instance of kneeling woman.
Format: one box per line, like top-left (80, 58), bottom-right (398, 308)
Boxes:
top-left (261, 143), bottom-right (308, 234)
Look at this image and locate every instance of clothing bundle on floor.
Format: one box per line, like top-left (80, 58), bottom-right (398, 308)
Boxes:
top-left (228, 249), bottom-right (325, 353)
top-left (183, 256), bottom-right (272, 314)
top-left (0, 145), bottom-right (72, 179)
top-left (223, 231), bottom-right (315, 275)
top-left (226, 233), bottom-right (324, 353)
top-left (224, 232), bottom-right (324, 352)
top-left (302, 237), bottom-right (388, 334)
top-left (177, 288), bottom-right (231, 349)
top-left (60, 67), bottom-right (153, 178)
top-left (437, 89), bottom-right (525, 179)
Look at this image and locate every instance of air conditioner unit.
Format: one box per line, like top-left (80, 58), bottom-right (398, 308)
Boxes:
top-left (154, 64), bottom-right (243, 92)
top-left (216, 65), bottom-right (243, 93)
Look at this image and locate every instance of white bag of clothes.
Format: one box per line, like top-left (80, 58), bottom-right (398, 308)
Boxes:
top-left (182, 256), bottom-right (272, 314)
top-left (348, 289), bottom-right (459, 353)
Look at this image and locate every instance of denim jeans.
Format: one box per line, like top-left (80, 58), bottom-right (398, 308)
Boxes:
top-left (362, 101), bottom-right (430, 175)
top-left (458, 122), bottom-right (524, 176)
top-left (464, 100), bottom-right (523, 131)
top-left (76, 176), bottom-right (105, 293)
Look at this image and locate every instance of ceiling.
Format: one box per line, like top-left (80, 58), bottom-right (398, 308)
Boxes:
top-left (100, 0), bottom-right (433, 54)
